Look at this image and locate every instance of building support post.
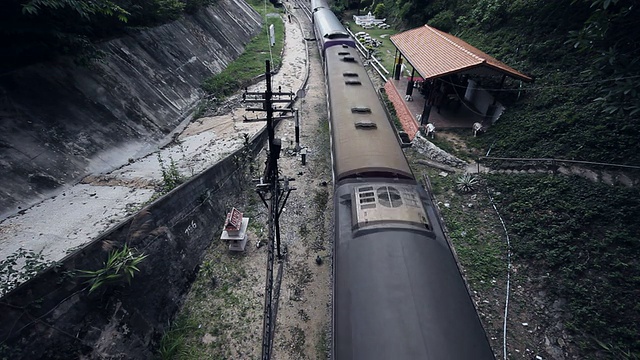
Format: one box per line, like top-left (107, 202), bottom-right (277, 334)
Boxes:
top-left (406, 67), bottom-right (416, 96)
top-left (394, 52), bottom-right (402, 81)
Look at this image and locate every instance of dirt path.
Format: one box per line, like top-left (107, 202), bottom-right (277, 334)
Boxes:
top-left (269, 20), bottom-right (333, 359)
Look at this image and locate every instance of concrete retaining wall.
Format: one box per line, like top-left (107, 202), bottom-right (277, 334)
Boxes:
top-left (0, 0), bottom-right (262, 217)
top-left (0, 128), bottom-right (268, 359)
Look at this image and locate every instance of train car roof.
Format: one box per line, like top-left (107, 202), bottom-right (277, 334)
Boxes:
top-left (310, 0), bottom-right (329, 11)
top-left (333, 181), bottom-right (496, 359)
top-left (325, 46), bottom-right (413, 181)
top-left (314, 8), bottom-right (350, 39)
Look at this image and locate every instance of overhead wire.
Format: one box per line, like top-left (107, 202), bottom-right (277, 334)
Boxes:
top-left (437, 73), bottom-right (640, 92)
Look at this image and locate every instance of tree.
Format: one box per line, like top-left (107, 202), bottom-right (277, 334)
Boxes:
top-left (21, 0), bottom-right (129, 21)
top-left (373, 3), bottom-right (386, 18)
top-left (567, 0), bottom-right (640, 116)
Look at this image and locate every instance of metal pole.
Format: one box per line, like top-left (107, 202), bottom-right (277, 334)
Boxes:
top-left (266, 61), bottom-right (274, 165)
top-left (255, 59), bottom-right (296, 360)
top-left (392, 49), bottom-right (397, 79)
top-left (261, 60), bottom-right (274, 360)
top-left (275, 197), bottom-right (281, 259)
top-left (295, 109), bottom-right (300, 152)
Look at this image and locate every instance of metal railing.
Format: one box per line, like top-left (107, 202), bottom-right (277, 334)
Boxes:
top-left (344, 28), bottom-right (390, 81)
top-left (479, 156), bottom-right (640, 170)
top-left (370, 55), bottom-right (389, 75)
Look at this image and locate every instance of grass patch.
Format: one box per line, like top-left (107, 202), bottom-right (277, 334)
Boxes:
top-left (420, 165), bottom-right (506, 289)
top-left (343, 22), bottom-right (399, 72)
top-left (313, 188), bottom-right (329, 215)
top-left (311, 112), bottom-right (332, 180)
top-left (157, 314), bottom-right (200, 360)
top-left (315, 328), bottom-right (329, 359)
top-left (428, 135), bottom-right (465, 160)
top-left (202, 0), bottom-right (285, 100)
top-left (421, 129), bottom-right (479, 162)
top-left (156, 243), bottom-right (259, 359)
top-left (486, 173), bottom-right (640, 357)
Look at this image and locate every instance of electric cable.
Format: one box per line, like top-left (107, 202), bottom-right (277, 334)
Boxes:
top-left (487, 190), bottom-right (512, 360)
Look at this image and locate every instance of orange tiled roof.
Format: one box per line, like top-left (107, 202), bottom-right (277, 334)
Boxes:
top-left (390, 25), bottom-right (532, 82)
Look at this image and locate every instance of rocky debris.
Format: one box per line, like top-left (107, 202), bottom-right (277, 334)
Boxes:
top-left (81, 174), bottom-right (158, 189)
top-left (412, 134), bottom-right (468, 168)
top-left (416, 159), bottom-right (458, 173)
top-left (205, 95), bottom-right (244, 117)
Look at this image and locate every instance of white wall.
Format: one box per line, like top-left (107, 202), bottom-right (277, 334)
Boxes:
top-left (464, 79), bottom-right (503, 123)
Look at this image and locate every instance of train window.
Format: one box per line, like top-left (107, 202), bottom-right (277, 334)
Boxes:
top-left (341, 56), bottom-right (356, 62)
top-left (351, 106), bottom-right (371, 113)
top-left (345, 80), bottom-right (362, 85)
top-left (342, 72), bottom-right (359, 77)
top-left (326, 33), bottom-right (350, 39)
top-left (338, 51), bottom-right (350, 56)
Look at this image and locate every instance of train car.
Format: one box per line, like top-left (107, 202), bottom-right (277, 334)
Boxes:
top-left (331, 172), bottom-right (497, 356)
top-left (324, 45), bottom-right (411, 180)
top-left (313, 8), bottom-right (355, 54)
top-left (310, 0), bottom-right (328, 12)
top-left (332, 177), bottom-right (497, 359)
top-left (316, 4), bottom-right (497, 360)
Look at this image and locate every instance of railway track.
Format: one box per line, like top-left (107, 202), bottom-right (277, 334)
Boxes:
top-left (293, 0), bottom-right (312, 22)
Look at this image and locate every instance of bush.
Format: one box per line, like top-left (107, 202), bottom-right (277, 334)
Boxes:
top-left (428, 10), bottom-right (456, 32)
top-left (373, 3), bottom-right (386, 18)
top-left (487, 174), bottom-right (640, 356)
top-left (0, 248), bottom-right (53, 296)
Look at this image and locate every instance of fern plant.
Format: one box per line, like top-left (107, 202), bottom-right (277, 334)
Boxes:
top-left (79, 244), bottom-right (148, 293)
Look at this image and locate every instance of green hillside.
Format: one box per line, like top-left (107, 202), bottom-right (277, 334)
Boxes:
top-left (335, 0), bottom-right (640, 358)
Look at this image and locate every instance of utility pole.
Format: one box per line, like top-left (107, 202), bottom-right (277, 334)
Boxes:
top-left (242, 81), bottom-right (296, 123)
top-left (244, 60), bottom-right (295, 360)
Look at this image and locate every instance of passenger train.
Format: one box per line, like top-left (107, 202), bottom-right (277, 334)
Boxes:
top-left (310, 1), bottom-right (496, 358)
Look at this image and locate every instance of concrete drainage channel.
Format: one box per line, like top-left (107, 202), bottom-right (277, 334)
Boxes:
top-left (0, 0), bottom-right (313, 357)
top-left (0, 128), bottom-right (269, 359)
